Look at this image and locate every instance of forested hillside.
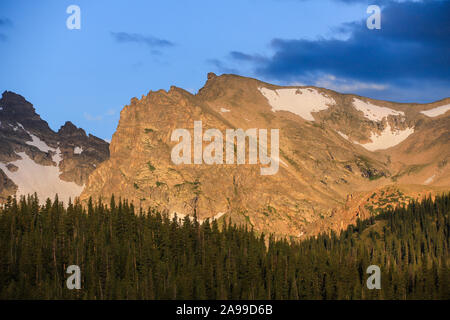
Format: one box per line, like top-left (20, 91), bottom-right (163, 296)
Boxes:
top-left (0, 193), bottom-right (448, 299)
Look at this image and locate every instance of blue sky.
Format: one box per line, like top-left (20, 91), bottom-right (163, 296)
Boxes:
top-left (0, 0), bottom-right (448, 141)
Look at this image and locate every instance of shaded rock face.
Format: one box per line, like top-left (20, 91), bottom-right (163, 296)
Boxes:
top-left (6, 163), bottom-right (18, 172)
top-left (0, 168), bottom-right (17, 201)
top-left (0, 91), bottom-right (110, 203)
top-left (78, 74), bottom-right (448, 238)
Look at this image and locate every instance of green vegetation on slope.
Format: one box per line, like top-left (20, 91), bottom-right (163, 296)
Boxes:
top-left (0, 193), bottom-right (448, 299)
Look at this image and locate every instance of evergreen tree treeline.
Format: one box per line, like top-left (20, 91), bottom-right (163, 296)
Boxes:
top-left (0, 193), bottom-right (448, 299)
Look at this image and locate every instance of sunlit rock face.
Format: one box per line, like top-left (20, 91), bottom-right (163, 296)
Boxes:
top-left (80, 73), bottom-right (450, 238)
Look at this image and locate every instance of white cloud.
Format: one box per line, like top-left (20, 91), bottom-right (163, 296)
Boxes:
top-left (83, 108), bottom-right (118, 121)
top-left (83, 112), bottom-right (103, 121)
top-left (105, 108), bottom-right (116, 116)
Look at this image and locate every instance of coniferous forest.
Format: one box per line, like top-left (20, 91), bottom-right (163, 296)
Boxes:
top-left (0, 193), bottom-right (448, 300)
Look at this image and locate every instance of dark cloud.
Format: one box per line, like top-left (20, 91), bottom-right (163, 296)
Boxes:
top-left (224, 0), bottom-right (450, 101)
top-left (0, 18), bottom-right (12, 27)
top-left (110, 32), bottom-right (174, 48)
top-left (229, 51), bottom-right (268, 64)
top-left (206, 59), bottom-right (239, 74)
top-left (334, 0), bottom-right (388, 3)
top-left (0, 18), bottom-right (12, 41)
top-left (295, 0), bottom-right (404, 4)
top-left (259, 1), bottom-right (448, 82)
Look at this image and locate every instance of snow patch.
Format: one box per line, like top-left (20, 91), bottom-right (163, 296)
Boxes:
top-left (220, 108), bottom-right (230, 113)
top-left (52, 147), bottom-right (63, 165)
top-left (352, 98), bottom-right (404, 122)
top-left (337, 131), bottom-right (349, 140)
top-left (0, 152), bottom-right (84, 204)
top-left (212, 212), bottom-right (226, 220)
top-left (74, 146), bottom-right (83, 154)
top-left (24, 131), bottom-right (62, 166)
top-left (356, 125), bottom-right (414, 151)
top-left (26, 133), bottom-right (54, 153)
top-left (420, 104), bottom-right (450, 117)
top-left (259, 87), bottom-right (335, 121)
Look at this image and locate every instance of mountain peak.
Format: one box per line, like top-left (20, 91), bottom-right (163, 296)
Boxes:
top-left (0, 92), bottom-right (110, 203)
top-left (58, 121), bottom-right (86, 137)
top-left (0, 90), bottom-right (38, 118)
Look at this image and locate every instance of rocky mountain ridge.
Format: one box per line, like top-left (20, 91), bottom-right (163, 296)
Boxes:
top-left (80, 73), bottom-right (450, 237)
top-left (0, 91), bottom-right (110, 204)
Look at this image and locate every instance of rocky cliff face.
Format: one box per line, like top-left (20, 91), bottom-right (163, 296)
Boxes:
top-left (0, 91), bottom-right (110, 204)
top-left (80, 73), bottom-right (449, 237)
